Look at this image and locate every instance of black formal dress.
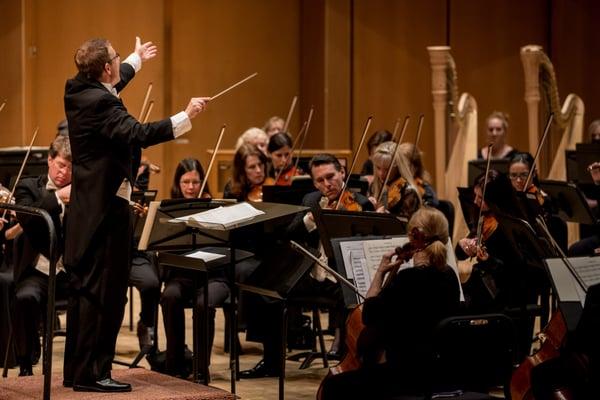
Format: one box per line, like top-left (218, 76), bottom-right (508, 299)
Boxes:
top-left (320, 264), bottom-right (461, 399)
top-left (63, 63), bottom-right (179, 386)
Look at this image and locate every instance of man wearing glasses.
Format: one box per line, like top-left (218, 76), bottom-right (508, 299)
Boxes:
top-left (63, 37), bottom-right (208, 392)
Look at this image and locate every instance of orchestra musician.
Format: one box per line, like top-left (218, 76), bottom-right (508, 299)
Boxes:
top-left (478, 111), bottom-right (518, 160)
top-left (63, 36), bottom-right (208, 392)
top-left (359, 129), bottom-right (392, 183)
top-left (240, 153), bottom-right (374, 379)
top-left (399, 142), bottom-right (439, 207)
top-left (12, 135), bottom-right (72, 376)
top-left (588, 119), bottom-right (600, 144)
top-left (234, 127), bottom-right (269, 156)
top-left (161, 158), bottom-right (228, 379)
top-left (569, 161), bottom-right (600, 257)
top-left (319, 207), bottom-right (461, 399)
top-left (262, 116), bottom-right (285, 138)
top-left (367, 141), bottom-right (421, 219)
top-left (266, 132), bottom-right (302, 185)
top-left (223, 144), bottom-right (268, 201)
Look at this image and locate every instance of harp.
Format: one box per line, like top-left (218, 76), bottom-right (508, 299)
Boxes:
top-left (521, 45), bottom-right (584, 180)
top-left (428, 46), bottom-right (478, 243)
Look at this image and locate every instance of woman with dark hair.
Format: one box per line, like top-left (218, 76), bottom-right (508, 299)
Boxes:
top-left (170, 157), bottom-right (211, 199)
top-left (223, 144), bottom-right (268, 201)
top-left (161, 158), bottom-right (227, 379)
top-left (266, 132), bottom-right (303, 185)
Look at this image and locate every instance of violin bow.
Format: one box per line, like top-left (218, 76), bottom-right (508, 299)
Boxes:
top-left (142, 100), bottom-right (155, 124)
top-left (292, 106), bottom-right (314, 174)
top-left (475, 143), bottom-right (494, 248)
top-left (0, 99), bottom-right (6, 113)
top-left (139, 82), bottom-right (153, 120)
top-left (290, 240), bottom-right (366, 300)
top-left (390, 117), bottom-right (402, 142)
top-left (336, 116), bottom-right (372, 210)
top-left (210, 72), bottom-right (258, 101)
top-left (199, 125), bottom-right (226, 198)
top-left (282, 95), bottom-right (298, 133)
top-left (2, 127), bottom-right (39, 220)
top-left (410, 114), bottom-right (425, 167)
top-left (376, 116), bottom-right (410, 205)
top-left (523, 113), bottom-right (553, 191)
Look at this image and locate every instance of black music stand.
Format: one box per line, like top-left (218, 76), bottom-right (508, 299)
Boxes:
top-left (148, 201), bottom-right (307, 394)
top-left (468, 159), bottom-right (510, 186)
top-left (539, 180), bottom-right (599, 225)
top-left (0, 146), bottom-right (48, 188)
top-left (262, 185), bottom-right (315, 206)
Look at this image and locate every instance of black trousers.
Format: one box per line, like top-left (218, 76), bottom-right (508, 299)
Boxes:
top-left (12, 270), bottom-right (68, 366)
top-left (129, 252), bottom-right (160, 328)
top-left (0, 269), bottom-right (15, 367)
top-left (64, 198), bottom-right (132, 385)
top-left (160, 270), bottom-right (229, 375)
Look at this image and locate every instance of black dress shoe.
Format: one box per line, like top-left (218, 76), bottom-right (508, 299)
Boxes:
top-left (62, 380), bottom-right (73, 388)
top-left (326, 350), bottom-right (343, 361)
top-left (73, 378), bottom-right (132, 392)
top-left (239, 359), bottom-right (280, 379)
top-left (18, 365), bottom-right (33, 376)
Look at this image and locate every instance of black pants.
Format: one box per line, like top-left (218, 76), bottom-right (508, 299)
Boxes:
top-left (64, 198), bottom-right (132, 385)
top-left (12, 270), bottom-right (68, 367)
top-left (129, 252), bottom-right (160, 328)
top-left (0, 270), bottom-right (15, 367)
top-left (160, 270), bottom-right (229, 375)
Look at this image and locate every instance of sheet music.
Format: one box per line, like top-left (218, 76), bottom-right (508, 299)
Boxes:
top-left (570, 256), bottom-right (600, 289)
top-left (339, 241), bottom-right (367, 278)
top-left (172, 202), bottom-right (264, 230)
top-left (184, 250), bottom-right (226, 263)
top-left (363, 237), bottom-right (409, 278)
top-left (545, 258), bottom-right (587, 306)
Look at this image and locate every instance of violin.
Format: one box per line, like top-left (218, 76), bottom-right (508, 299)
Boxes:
top-left (385, 176), bottom-right (408, 210)
top-left (265, 165), bottom-right (302, 186)
top-left (246, 184), bottom-right (264, 202)
top-left (526, 184), bottom-right (545, 206)
top-left (328, 191), bottom-right (362, 212)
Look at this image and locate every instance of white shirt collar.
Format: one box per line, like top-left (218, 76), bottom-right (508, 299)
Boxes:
top-left (100, 81), bottom-right (118, 97)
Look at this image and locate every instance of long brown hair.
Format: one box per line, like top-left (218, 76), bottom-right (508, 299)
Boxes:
top-left (230, 144), bottom-right (267, 199)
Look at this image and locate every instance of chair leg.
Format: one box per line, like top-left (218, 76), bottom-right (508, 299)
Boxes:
top-left (313, 308), bottom-right (329, 368)
top-left (279, 305), bottom-right (287, 400)
top-left (129, 286), bottom-right (134, 332)
top-left (2, 326), bottom-right (12, 378)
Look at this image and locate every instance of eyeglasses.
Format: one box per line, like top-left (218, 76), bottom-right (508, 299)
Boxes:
top-left (107, 53), bottom-right (120, 64)
top-left (509, 172), bottom-right (529, 180)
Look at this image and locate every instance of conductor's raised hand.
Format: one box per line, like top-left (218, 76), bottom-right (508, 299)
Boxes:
top-left (135, 36), bottom-right (158, 62)
top-left (185, 97), bottom-right (210, 119)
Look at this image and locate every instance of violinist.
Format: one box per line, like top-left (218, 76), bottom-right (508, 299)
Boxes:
top-left (399, 142), bottom-right (439, 207)
top-left (368, 141), bottom-right (420, 219)
top-left (319, 207), bottom-right (461, 399)
top-left (240, 154), bottom-right (373, 379)
top-left (478, 111), bottom-right (518, 160)
top-left (266, 132), bottom-right (302, 186)
top-left (359, 129), bottom-right (392, 184)
top-left (12, 135), bottom-right (72, 376)
top-left (234, 127), bottom-right (269, 156)
top-left (223, 144), bottom-right (268, 201)
top-left (161, 158), bottom-right (228, 379)
top-left (262, 116), bottom-right (285, 138)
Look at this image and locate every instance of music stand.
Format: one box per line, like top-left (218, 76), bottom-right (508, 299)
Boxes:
top-left (575, 143), bottom-right (600, 185)
top-left (315, 209), bottom-right (406, 262)
top-left (539, 180), bottom-right (599, 225)
top-left (468, 159), bottom-right (510, 186)
top-left (0, 146), bottom-right (49, 188)
top-left (262, 185), bottom-right (315, 206)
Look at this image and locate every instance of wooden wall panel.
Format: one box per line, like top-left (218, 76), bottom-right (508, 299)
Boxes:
top-left (352, 0), bottom-right (447, 178)
top-left (450, 0), bottom-right (549, 157)
top-left (552, 0), bottom-right (600, 139)
top-left (0, 0), bottom-right (24, 146)
top-left (166, 0), bottom-right (301, 195)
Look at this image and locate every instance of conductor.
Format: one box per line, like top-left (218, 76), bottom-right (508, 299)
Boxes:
top-left (63, 36), bottom-right (208, 392)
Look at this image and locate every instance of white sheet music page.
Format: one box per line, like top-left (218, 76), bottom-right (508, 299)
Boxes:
top-left (185, 250), bottom-right (226, 262)
top-left (363, 237), bottom-right (409, 278)
top-left (172, 202), bottom-right (264, 230)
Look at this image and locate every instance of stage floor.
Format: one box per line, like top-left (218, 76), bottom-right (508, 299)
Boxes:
top-left (2, 294), bottom-right (328, 400)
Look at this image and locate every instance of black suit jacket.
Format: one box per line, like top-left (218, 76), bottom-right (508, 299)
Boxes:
top-left (64, 63), bottom-right (175, 267)
top-left (286, 190), bottom-right (374, 250)
top-left (14, 175), bottom-right (63, 282)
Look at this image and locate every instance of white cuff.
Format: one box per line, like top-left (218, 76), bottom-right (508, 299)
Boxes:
top-left (303, 213), bottom-right (317, 232)
top-left (123, 53), bottom-right (142, 73)
top-left (171, 111), bottom-right (192, 138)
